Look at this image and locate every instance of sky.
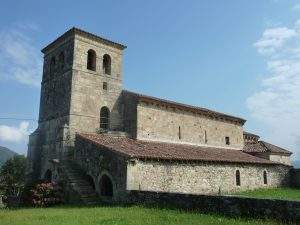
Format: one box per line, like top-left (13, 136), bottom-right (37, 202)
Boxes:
top-left (0, 0), bottom-right (300, 162)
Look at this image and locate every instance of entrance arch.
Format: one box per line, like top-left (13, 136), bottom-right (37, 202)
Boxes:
top-left (86, 175), bottom-right (95, 190)
top-left (99, 174), bottom-right (113, 197)
top-left (44, 169), bottom-right (52, 182)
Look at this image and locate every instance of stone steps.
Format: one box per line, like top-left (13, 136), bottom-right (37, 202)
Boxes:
top-left (60, 160), bottom-right (100, 205)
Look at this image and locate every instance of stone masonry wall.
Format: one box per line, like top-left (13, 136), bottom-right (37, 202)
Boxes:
top-left (128, 191), bottom-right (300, 222)
top-left (68, 34), bottom-right (124, 139)
top-left (127, 160), bottom-right (290, 195)
top-left (136, 103), bottom-right (244, 149)
top-left (269, 154), bottom-right (292, 166)
top-left (74, 137), bottom-right (128, 201)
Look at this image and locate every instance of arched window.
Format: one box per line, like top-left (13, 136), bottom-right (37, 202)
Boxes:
top-left (50, 57), bottom-right (56, 78)
top-left (236, 170), bottom-right (241, 186)
top-left (99, 174), bottom-right (113, 197)
top-left (178, 126), bottom-right (181, 139)
top-left (86, 175), bottom-right (95, 190)
top-left (87, 49), bottom-right (96, 71)
top-left (59, 52), bottom-right (65, 69)
top-left (103, 54), bottom-right (111, 75)
top-left (263, 171), bottom-right (268, 184)
top-left (100, 106), bottom-right (110, 130)
top-left (44, 169), bottom-right (52, 182)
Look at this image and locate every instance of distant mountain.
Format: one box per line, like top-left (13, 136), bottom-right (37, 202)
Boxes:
top-left (293, 160), bottom-right (300, 169)
top-left (0, 146), bottom-right (17, 168)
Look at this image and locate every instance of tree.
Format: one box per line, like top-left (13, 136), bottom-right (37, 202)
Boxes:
top-left (0, 155), bottom-right (26, 206)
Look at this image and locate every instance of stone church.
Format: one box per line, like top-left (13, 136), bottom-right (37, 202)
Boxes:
top-left (27, 27), bottom-right (292, 203)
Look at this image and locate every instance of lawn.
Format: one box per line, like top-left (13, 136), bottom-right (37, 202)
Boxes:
top-left (0, 205), bottom-right (282, 225)
top-left (234, 187), bottom-right (300, 201)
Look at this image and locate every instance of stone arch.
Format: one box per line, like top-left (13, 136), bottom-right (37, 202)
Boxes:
top-left (86, 174), bottom-right (96, 190)
top-left (99, 173), bottom-right (114, 197)
top-left (103, 54), bottom-right (111, 75)
top-left (44, 169), bottom-right (52, 182)
top-left (87, 49), bottom-right (96, 71)
top-left (100, 106), bottom-right (110, 130)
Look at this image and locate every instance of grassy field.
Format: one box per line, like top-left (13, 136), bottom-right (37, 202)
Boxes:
top-left (234, 187), bottom-right (300, 201)
top-left (0, 205), bottom-right (283, 225)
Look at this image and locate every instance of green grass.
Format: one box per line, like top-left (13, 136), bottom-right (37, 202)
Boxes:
top-left (234, 187), bottom-right (300, 201)
top-left (0, 205), bottom-right (282, 225)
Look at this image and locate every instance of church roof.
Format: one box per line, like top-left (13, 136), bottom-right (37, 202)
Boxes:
top-left (42, 27), bottom-right (127, 53)
top-left (243, 141), bottom-right (292, 155)
top-left (77, 133), bottom-right (283, 165)
top-left (123, 90), bottom-right (246, 125)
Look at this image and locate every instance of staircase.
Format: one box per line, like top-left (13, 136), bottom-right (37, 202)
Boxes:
top-left (60, 160), bottom-right (100, 205)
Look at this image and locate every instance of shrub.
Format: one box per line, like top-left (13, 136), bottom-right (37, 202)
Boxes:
top-left (30, 181), bottom-right (63, 207)
top-left (0, 155), bottom-right (26, 207)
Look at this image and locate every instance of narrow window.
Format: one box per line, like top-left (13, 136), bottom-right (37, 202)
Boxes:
top-left (178, 126), bottom-right (181, 139)
top-left (236, 170), bottom-right (241, 186)
top-left (103, 82), bottom-right (108, 90)
top-left (263, 171), bottom-right (268, 184)
top-left (204, 130), bottom-right (208, 143)
top-left (100, 106), bottom-right (110, 130)
top-left (59, 52), bottom-right (65, 69)
top-left (225, 136), bottom-right (230, 145)
top-left (103, 54), bottom-right (111, 75)
top-left (50, 57), bottom-right (56, 78)
top-left (87, 49), bottom-right (96, 71)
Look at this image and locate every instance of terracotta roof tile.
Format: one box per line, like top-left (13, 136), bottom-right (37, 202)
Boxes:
top-left (243, 141), bottom-right (292, 155)
top-left (77, 133), bottom-right (281, 165)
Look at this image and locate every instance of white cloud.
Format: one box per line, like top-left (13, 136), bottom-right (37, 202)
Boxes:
top-left (0, 24), bottom-right (42, 87)
top-left (247, 20), bottom-right (300, 159)
top-left (0, 122), bottom-right (30, 143)
top-left (254, 27), bottom-right (297, 55)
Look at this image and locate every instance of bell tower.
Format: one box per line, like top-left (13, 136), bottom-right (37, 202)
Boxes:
top-left (27, 28), bottom-right (126, 181)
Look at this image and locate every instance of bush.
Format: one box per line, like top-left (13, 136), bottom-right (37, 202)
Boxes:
top-left (30, 181), bottom-right (64, 207)
top-left (0, 155), bottom-right (26, 207)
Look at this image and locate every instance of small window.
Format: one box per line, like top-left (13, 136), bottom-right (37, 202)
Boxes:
top-left (100, 106), bottom-right (110, 130)
top-left (263, 171), bottom-right (268, 184)
top-left (103, 82), bottom-right (108, 90)
top-left (204, 130), bottom-right (208, 143)
top-left (178, 126), bottom-right (181, 139)
top-left (59, 52), bottom-right (65, 69)
top-left (103, 54), bottom-right (111, 75)
top-left (50, 57), bottom-right (56, 78)
top-left (225, 136), bottom-right (230, 145)
top-left (87, 49), bottom-right (96, 71)
top-left (236, 170), bottom-right (241, 186)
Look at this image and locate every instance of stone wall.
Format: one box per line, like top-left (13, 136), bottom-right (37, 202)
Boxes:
top-left (136, 102), bottom-right (244, 149)
top-left (127, 160), bottom-right (290, 195)
top-left (69, 33), bottom-right (124, 137)
top-left (128, 191), bottom-right (300, 222)
top-left (291, 169), bottom-right (300, 187)
top-left (74, 137), bottom-right (128, 201)
top-left (251, 152), bottom-right (292, 166)
top-left (269, 154), bottom-right (292, 166)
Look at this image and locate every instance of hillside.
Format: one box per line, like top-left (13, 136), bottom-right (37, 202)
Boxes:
top-left (0, 146), bottom-right (17, 167)
top-left (294, 160), bottom-right (300, 168)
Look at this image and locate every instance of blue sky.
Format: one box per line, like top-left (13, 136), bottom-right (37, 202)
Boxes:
top-left (0, 0), bottom-right (300, 161)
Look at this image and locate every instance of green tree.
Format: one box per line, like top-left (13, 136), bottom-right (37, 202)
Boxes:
top-left (0, 155), bottom-right (26, 206)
